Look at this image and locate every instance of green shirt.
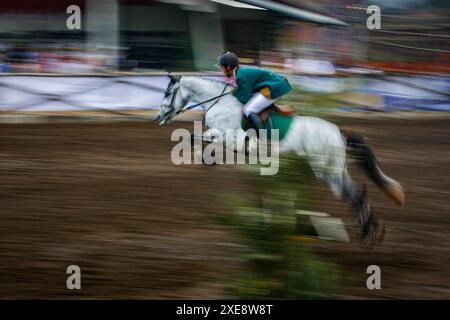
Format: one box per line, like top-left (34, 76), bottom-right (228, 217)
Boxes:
top-left (232, 66), bottom-right (293, 105)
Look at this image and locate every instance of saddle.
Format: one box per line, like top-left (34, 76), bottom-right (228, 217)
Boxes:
top-left (241, 103), bottom-right (296, 141)
top-left (259, 104), bottom-right (296, 123)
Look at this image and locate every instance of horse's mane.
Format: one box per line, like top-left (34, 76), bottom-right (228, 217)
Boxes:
top-left (184, 75), bottom-right (228, 88)
top-left (199, 76), bottom-right (228, 85)
top-left (181, 75), bottom-right (234, 99)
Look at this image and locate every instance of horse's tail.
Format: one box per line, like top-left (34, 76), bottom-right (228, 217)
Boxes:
top-left (341, 129), bottom-right (405, 206)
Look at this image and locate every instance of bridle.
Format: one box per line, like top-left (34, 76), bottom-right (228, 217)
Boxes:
top-left (161, 76), bottom-right (232, 121)
top-left (161, 77), bottom-right (182, 118)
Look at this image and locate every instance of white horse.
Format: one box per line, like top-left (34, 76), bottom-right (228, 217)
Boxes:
top-left (156, 75), bottom-right (405, 246)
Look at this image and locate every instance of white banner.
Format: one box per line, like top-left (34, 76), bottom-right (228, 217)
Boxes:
top-left (0, 75), bottom-right (226, 112)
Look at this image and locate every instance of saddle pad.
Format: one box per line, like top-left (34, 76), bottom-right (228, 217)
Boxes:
top-left (241, 112), bottom-right (295, 141)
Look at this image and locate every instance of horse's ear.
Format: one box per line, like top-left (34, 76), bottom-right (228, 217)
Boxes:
top-left (168, 74), bottom-right (181, 82)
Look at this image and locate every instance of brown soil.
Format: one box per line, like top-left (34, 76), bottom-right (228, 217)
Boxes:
top-left (0, 118), bottom-right (448, 299)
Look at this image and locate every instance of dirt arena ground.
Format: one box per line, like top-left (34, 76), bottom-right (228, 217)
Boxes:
top-left (0, 117), bottom-right (449, 299)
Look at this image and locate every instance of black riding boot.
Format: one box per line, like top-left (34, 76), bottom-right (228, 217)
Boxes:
top-left (247, 112), bottom-right (264, 136)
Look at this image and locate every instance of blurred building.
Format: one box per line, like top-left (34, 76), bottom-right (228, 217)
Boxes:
top-left (0, 0), bottom-right (348, 72)
top-left (0, 0), bottom-right (448, 73)
top-left (350, 0), bottom-right (450, 73)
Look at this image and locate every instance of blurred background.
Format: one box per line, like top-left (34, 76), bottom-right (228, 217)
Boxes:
top-left (0, 0), bottom-right (449, 299)
top-left (0, 0), bottom-right (449, 112)
top-left (0, 0), bottom-right (448, 73)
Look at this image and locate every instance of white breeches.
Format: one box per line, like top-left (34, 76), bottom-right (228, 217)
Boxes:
top-left (243, 93), bottom-right (278, 117)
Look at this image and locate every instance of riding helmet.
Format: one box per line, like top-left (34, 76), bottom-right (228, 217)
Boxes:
top-left (216, 51), bottom-right (239, 68)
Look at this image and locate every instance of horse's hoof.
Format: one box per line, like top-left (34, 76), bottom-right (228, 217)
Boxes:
top-left (361, 217), bottom-right (385, 248)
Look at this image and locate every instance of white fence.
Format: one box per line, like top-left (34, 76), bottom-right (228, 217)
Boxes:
top-left (0, 73), bottom-right (449, 113)
top-left (0, 73), bottom-right (226, 113)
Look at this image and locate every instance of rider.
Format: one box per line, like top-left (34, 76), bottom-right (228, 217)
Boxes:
top-left (217, 51), bottom-right (293, 132)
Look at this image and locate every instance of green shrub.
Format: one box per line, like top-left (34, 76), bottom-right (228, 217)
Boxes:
top-left (217, 155), bottom-right (341, 299)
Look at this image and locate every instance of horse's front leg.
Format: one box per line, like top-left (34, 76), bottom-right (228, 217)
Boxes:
top-left (190, 128), bottom-right (249, 164)
top-left (202, 128), bottom-right (224, 143)
top-left (191, 128), bottom-right (225, 165)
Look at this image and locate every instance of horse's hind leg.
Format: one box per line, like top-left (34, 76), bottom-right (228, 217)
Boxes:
top-left (341, 172), bottom-right (369, 226)
top-left (343, 129), bottom-right (405, 206)
top-left (313, 162), bottom-right (385, 246)
top-left (340, 172), bottom-right (385, 246)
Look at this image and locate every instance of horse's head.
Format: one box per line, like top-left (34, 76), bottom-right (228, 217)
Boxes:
top-left (156, 75), bottom-right (187, 126)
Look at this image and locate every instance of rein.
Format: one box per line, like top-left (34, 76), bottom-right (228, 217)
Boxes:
top-left (175, 82), bottom-right (232, 115)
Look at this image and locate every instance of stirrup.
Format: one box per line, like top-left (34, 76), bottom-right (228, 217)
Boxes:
top-left (247, 112), bottom-right (264, 136)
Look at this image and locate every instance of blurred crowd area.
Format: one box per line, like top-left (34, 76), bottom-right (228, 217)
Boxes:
top-left (0, 43), bottom-right (137, 73)
top-left (0, 0), bottom-right (449, 74)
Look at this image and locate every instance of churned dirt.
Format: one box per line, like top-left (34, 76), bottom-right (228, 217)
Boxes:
top-left (0, 117), bottom-right (449, 299)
